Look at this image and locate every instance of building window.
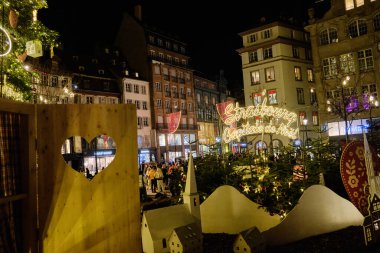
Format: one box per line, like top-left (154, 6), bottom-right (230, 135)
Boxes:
top-left (156, 99), bottom-right (162, 108)
top-left (125, 83), bottom-right (131, 92)
top-left (141, 86), bottom-right (146, 95)
top-left (51, 76), bottom-right (58, 87)
top-left (142, 101), bottom-right (148, 110)
top-left (143, 117), bottom-right (149, 126)
top-left (252, 92), bottom-right (262, 106)
top-left (268, 89), bottom-right (278, 105)
top-left (262, 29), bottom-right (272, 39)
top-left (319, 28), bottom-right (338, 45)
top-left (157, 38), bottom-right (163, 46)
top-left (249, 51), bottom-right (258, 63)
top-left (158, 52), bottom-right (164, 59)
top-left (306, 48), bottom-right (312, 60)
top-left (42, 74), bottom-right (48, 85)
top-left (299, 111), bottom-right (306, 125)
top-left (294, 66), bottom-right (302, 81)
top-left (180, 46), bottom-right (186, 54)
top-left (165, 100), bottom-right (170, 109)
top-left (340, 53), bottom-right (355, 74)
top-left (188, 103), bottom-right (193, 112)
top-left (374, 13), bottom-right (380, 31)
top-left (126, 99), bottom-right (132, 104)
top-left (348, 19), bottom-right (367, 38)
top-left (155, 82), bottom-right (161, 92)
top-left (149, 35), bottom-right (154, 43)
top-left (322, 57), bottom-right (337, 79)
top-left (182, 59), bottom-right (187, 65)
top-left (265, 67), bottom-right (275, 82)
top-left (263, 47), bottom-right (273, 59)
top-left (187, 88), bottom-right (192, 96)
top-left (292, 47), bottom-right (300, 58)
top-left (196, 93), bottom-right (201, 103)
top-left (312, 111), bottom-right (319, 125)
top-left (310, 90), bottom-right (317, 105)
top-left (250, 70), bottom-right (260, 85)
top-left (104, 81), bottom-right (110, 90)
top-left (86, 96), bottom-right (93, 104)
top-left (247, 33), bottom-right (257, 43)
top-left (307, 68), bottom-right (314, 82)
top-left (297, 88), bottom-right (305, 104)
top-left (358, 49), bottom-right (374, 71)
top-left (134, 84), bottom-right (139, 93)
top-left (345, 0), bottom-right (364, 10)
top-left (204, 95), bottom-right (209, 105)
top-left (135, 100), bottom-right (140, 110)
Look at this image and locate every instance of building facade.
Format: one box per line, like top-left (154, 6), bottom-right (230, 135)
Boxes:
top-left (238, 20), bottom-right (316, 154)
top-left (305, 0), bottom-right (380, 143)
top-left (116, 10), bottom-right (198, 162)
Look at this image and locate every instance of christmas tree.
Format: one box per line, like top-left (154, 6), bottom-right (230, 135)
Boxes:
top-left (0, 0), bottom-right (58, 101)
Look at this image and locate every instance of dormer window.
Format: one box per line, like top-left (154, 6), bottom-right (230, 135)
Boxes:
top-left (105, 48), bottom-right (109, 54)
top-left (79, 66), bottom-right (85, 71)
top-left (135, 72), bottom-right (139, 78)
top-left (125, 70), bottom-right (129, 76)
top-left (98, 69), bottom-right (104, 75)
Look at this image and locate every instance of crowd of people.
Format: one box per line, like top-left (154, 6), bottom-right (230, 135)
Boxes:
top-left (140, 160), bottom-right (188, 197)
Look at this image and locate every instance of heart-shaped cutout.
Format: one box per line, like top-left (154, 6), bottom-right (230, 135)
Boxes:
top-left (61, 135), bottom-right (117, 180)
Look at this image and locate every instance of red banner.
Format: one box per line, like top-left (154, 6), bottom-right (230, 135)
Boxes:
top-left (340, 140), bottom-right (380, 216)
top-left (215, 101), bottom-right (234, 124)
top-left (167, 111), bottom-right (181, 134)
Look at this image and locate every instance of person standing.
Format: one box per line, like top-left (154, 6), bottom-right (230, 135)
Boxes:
top-left (155, 166), bottom-right (165, 193)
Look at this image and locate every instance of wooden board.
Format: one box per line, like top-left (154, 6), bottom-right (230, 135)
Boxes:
top-left (36, 104), bottom-right (141, 252)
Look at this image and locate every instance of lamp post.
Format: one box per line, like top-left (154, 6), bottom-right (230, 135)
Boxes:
top-left (302, 118), bottom-right (308, 147)
top-left (368, 94), bottom-right (379, 134)
top-left (326, 75), bottom-right (350, 144)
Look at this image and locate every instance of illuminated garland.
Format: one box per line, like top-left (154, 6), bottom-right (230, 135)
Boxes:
top-left (222, 90), bottom-right (299, 142)
top-left (0, 27), bottom-right (12, 57)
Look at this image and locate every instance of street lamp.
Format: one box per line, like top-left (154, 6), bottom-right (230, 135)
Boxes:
top-left (368, 94), bottom-right (379, 134)
top-left (302, 118), bottom-right (308, 147)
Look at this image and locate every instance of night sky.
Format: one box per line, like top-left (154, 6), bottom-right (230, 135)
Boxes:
top-left (39, 0), bottom-right (329, 90)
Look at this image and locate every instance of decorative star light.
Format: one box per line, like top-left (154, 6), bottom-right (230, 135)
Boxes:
top-left (243, 183), bottom-right (250, 193)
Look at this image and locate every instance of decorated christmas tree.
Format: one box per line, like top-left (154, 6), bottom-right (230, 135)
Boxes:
top-left (0, 0), bottom-right (58, 101)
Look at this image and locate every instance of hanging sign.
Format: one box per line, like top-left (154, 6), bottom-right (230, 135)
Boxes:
top-left (167, 111), bottom-right (181, 134)
top-left (0, 26), bottom-right (12, 57)
top-left (219, 89), bottom-right (299, 143)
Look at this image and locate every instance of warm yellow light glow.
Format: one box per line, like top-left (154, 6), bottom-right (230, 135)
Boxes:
top-left (0, 26), bottom-right (12, 57)
top-left (221, 90), bottom-right (299, 143)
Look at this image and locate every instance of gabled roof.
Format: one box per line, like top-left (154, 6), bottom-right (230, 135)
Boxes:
top-left (172, 223), bottom-right (202, 244)
top-left (143, 204), bottom-right (196, 240)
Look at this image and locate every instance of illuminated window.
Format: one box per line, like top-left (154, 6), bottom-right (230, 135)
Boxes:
top-left (297, 88), bottom-right (305, 104)
top-left (268, 89), bottom-right (278, 105)
top-left (265, 67), bottom-right (275, 82)
top-left (322, 57), bottom-right (337, 79)
top-left (345, 0), bottom-right (364, 10)
top-left (307, 68), bottom-right (314, 82)
top-left (125, 83), bottom-right (132, 92)
top-left (319, 28), bottom-right (338, 45)
top-left (348, 19), bottom-right (367, 38)
top-left (312, 111), bottom-right (319, 125)
top-left (299, 111), bottom-right (306, 125)
top-left (250, 70), bottom-right (260, 85)
top-left (358, 49), bottom-right (374, 71)
top-left (340, 53), bottom-right (355, 74)
top-left (154, 65), bottom-right (160, 74)
top-left (294, 66), bottom-right (302, 81)
top-left (253, 93), bottom-right (262, 106)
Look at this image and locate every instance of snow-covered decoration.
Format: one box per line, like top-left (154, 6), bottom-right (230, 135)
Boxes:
top-left (200, 185), bottom-right (281, 234)
top-left (233, 226), bottom-right (266, 253)
top-left (262, 185), bottom-right (364, 246)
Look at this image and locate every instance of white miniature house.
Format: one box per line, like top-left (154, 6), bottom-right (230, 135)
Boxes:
top-left (233, 226), bottom-right (266, 253)
top-left (168, 223), bottom-right (203, 253)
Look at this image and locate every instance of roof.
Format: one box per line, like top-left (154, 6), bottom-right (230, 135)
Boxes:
top-left (143, 204), bottom-right (196, 240)
top-left (239, 226), bottom-right (265, 248)
top-left (172, 223), bottom-right (202, 244)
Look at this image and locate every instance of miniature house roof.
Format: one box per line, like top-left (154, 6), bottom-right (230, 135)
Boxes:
top-left (239, 226), bottom-right (265, 249)
top-left (172, 222), bottom-right (202, 244)
top-left (143, 204), bottom-right (196, 240)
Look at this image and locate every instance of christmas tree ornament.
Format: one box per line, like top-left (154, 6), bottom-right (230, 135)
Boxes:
top-left (9, 9), bottom-right (18, 28)
top-left (26, 40), bottom-right (43, 58)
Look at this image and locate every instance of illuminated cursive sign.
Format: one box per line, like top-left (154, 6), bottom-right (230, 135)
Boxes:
top-left (221, 90), bottom-right (299, 143)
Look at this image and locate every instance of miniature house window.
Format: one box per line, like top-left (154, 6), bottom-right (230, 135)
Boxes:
top-left (162, 239), bottom-right (167, 248)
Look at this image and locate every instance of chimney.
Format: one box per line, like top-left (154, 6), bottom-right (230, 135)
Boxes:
top-left (134, 4), bottom-right (142, 21)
